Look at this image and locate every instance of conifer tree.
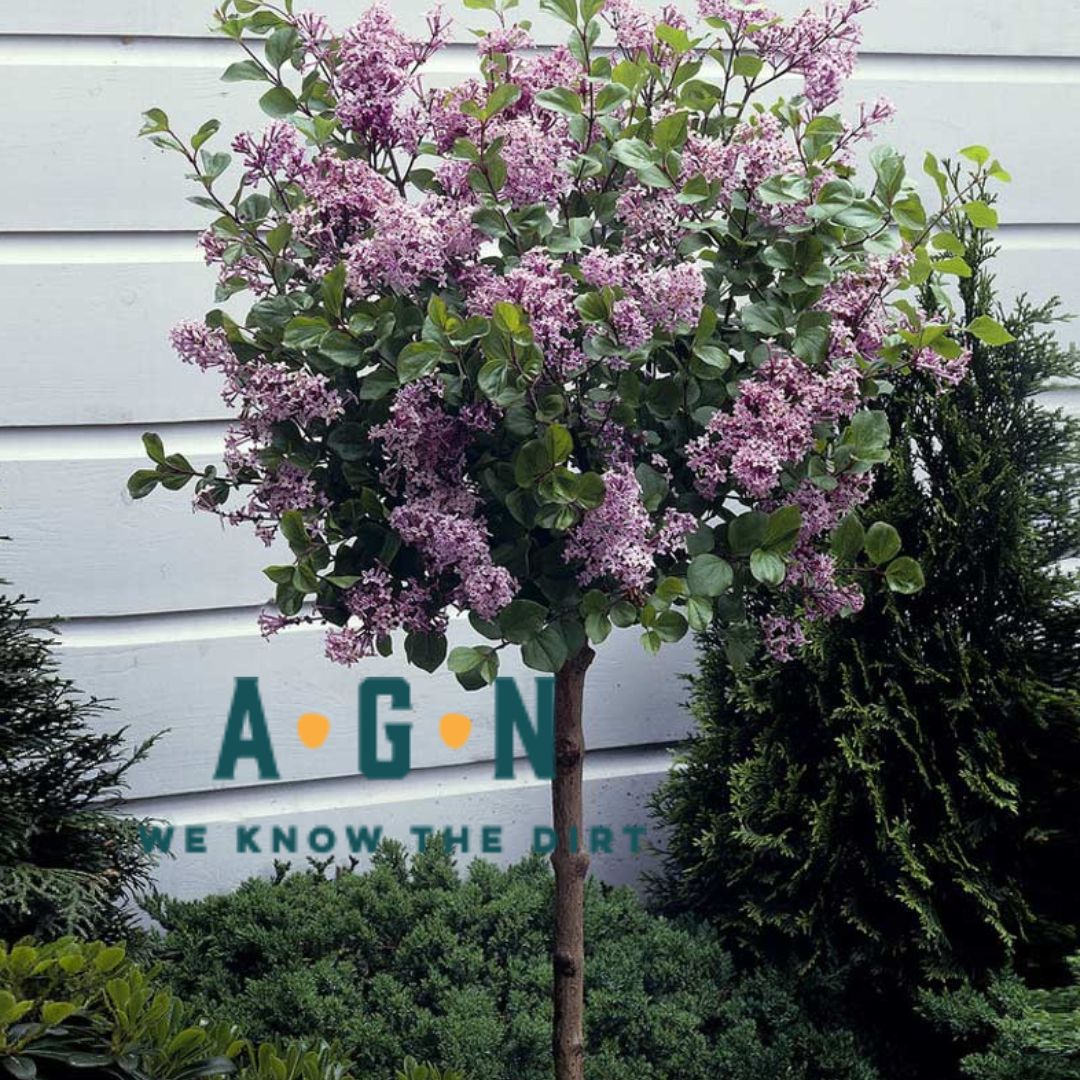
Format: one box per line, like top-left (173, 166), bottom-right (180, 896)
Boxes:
top-left (656, 216), bottom-right (1080, 999)
top-left (0, 552), bottom-right (156, 941)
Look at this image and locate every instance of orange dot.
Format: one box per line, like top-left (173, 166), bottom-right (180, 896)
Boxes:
top-left (297, 712), bottom-right (331, 749)
top-left (439, 712), bottom-right (472, 750)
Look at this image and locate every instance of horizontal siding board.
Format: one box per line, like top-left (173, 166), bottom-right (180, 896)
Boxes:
top-left (0, 56), bottom-right (1077, 231)
top-left (137, 763), bottom-right (667, 899)
top-left (1, 231), bottom-right (1077, 429)
top-left (0, 256), bottom-right (229, 427)
top-left (0, 449), bottom-right (284, 616)
top-left (1, 0), bottom-right (1078, 57)
top-left (55, 617), bottom-right (693, 799)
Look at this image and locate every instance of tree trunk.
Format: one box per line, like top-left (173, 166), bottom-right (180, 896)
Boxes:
top-left (551, 643), bottom-right (595, 1080)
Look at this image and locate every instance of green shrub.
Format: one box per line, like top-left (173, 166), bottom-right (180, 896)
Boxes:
top-left (147, 843), bottom-right (877, 1080)
top-left (0, 554), bottom-right (158, 943)
top-left (0, 938), bottom-right (454, 1080)
top-left (653, 219), bottom-right (1080, 995)
top-left (921, 957), bottom-right (1080, 1080)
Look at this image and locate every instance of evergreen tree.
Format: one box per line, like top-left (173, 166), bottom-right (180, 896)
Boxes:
top-left (0, 549), bottom-right (157, 941)
top-left (654, 223), bottom-right (1080, 999)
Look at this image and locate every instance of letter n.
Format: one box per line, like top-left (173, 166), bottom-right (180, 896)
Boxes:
top-left (494, 677), bottom-right (553, 780)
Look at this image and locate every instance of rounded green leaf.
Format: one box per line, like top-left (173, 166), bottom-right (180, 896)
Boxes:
top-left (885, 556), bottom-right (925, 595)
top-left (687, 554), bottom-right (734, 597)
top-left (749, 549), bottom-right (786, 586)
top-left (865, 522), bottom-right (902, 565)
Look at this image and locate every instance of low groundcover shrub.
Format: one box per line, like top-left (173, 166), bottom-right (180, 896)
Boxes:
top-left (146, 843), bottom-right (877, 1080)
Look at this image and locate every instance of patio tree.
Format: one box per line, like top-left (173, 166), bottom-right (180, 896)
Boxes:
top-left (129, 0), bottom-right (1009, 1074)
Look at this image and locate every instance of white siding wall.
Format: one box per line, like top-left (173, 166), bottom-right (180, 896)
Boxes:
top-left (1, 1), bottom-right (1078, 900)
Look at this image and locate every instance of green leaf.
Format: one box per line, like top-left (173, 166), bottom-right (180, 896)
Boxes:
top-left (521, 625), bottom-right (569, 672)
top-left (398, 340), bottom-right (447, 382)
top-left (93, 946), bottom-right (126, 973)
top-left (686, 554), bottom-right (733, 597)
top-left (749, 549), bottom-right (786, 586)
top-left (127, 469), bottom-right (160, 499)
top-left (535, 87), bottom-right (583, 116)
top-left (405, 631), bottom-right (448, 673)
top-left (585, 611), bottom-right (612, 645)
top-left (545, 423), bottom-right (573, 465)
top-left (191, 118), bottom-right (220, 151)
top-left (731, 53), bottom-right (764, 78)
top-left (741, 302), bottom-right (788, 337)
top-left (655, 22), bottom-right (692, 53)
top-left (885, 556), bottom-right (925, 594)
top-left (634, 462), bottom-right (668, 512)
top-left (485, 83), bottom-right (522, 119)
top-left (967, 315), bottom-right (1016, 346)
top-left (728, 511), bottom-right (768, 556)
top-left (515, 440), bottom-right (553, 487)
top-left (844, 411), bottom-right (891, 452)
top-left (283, 315), bottom-right (330, 349)
top-left (609, 138), bottom-right (657, 171)
top-left (655, 610), bottom-right (688, 643)
top-left (962, 200), bottom-right (998, 229)
top-left (266, 25), bottom-right (299, 69)
top-left (653, 111), bottom-right (689, 153)
top-left (576, 472), bottom-right (605, 509)
top-left (933, 256), bottom-right (973, 278)
top-left (686, 595), bottom-right (713, 632)
top-left (259, 86), bottom-right (298, 118)
top-left (326, 422), bottom-right (368, 462)
top-left (222, 59), bottom-right (269, 82)
top-left (539, 0), bottom-right (578, 26)
top-left (322, 261), bottom-right (346, 319)
top-left (142, 431), bottom-right (167, 465)
top-left (448, 646), bottom-right (488, 674)
top-left (499, 599), bottom-right (548, 644)
top-left (762, 504), bottom-right (802, 554)
top-left (831, 513), bottom-right (865, 563)
top-left (138, 107), bottom-right (170, 136)
top-left (864, 521), bottom-right (902, 565)
top-left (960, 144), bottom-right (991, 166)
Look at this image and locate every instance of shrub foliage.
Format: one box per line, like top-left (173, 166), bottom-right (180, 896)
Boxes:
top-left (0, 564), bottom-right (157, 943)
top-left (146, 843), bottom-right (877, 1080)
top-left (655, 223), bottom-right (1080, 987)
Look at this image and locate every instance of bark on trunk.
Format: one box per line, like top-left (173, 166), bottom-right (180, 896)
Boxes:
top-left (551, 643), bottom-right (595, 1080)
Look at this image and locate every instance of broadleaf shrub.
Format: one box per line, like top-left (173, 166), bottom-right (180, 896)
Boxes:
top-left (146, 843), bottom-right (878, 1080)
top-left (130, 0), bottom-right (1007, 683)
top-left (0, 937), bottom-right (372, 1080)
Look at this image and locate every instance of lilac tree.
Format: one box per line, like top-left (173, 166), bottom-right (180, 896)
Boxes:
top-left (130, 0), bottom-right (1011, 1074)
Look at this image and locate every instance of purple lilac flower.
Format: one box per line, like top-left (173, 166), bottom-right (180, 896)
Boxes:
top-left (231, 122), bottom-right (310, 186)
top-left (564, 463), bottom-right (695, 591)
top-left (468, 251), bottom-right (586, 379)
top-left (686, 350), bottom-right (862, 500)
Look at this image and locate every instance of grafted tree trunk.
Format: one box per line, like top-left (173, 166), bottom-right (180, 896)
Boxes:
top-left (550, 643), bottom-right (595, 1080)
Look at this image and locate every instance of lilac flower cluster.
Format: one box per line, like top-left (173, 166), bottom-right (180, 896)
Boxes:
top-left (467, 252), bottom-right (586, 378)
top-left (324, 566), bottom-right (445, 665)
top-left (371, 379), bottom-right (517, 620)
top-left (579, 249), bottom-right (706, 349)
top-left (687, 351), bottom-right (862, 500)
top-left (564, 463), bottom-right (695, 591)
